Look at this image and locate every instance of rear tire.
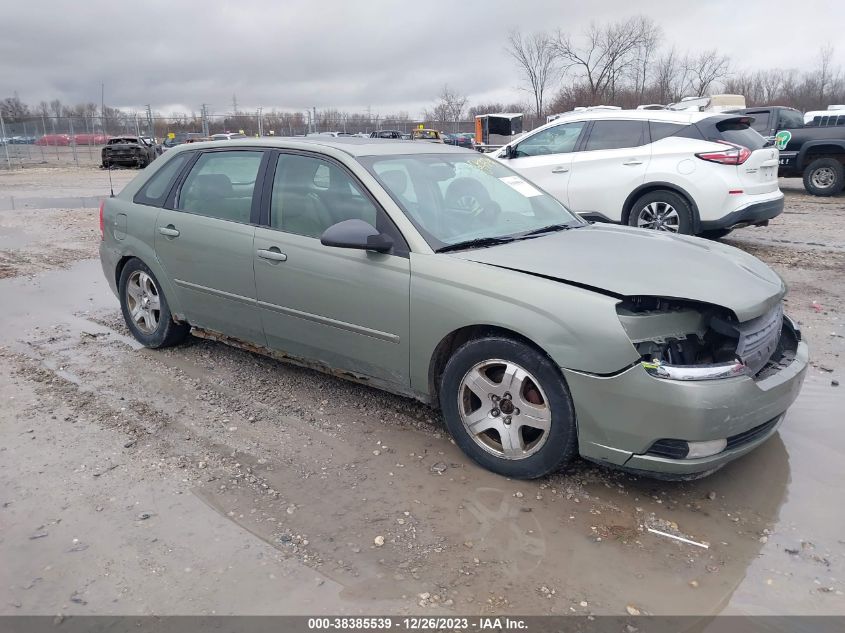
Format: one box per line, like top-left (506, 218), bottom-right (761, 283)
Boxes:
top-left (119, 258), bottom-right (189, 348)
top-left (439, 336), bottom-right (578, 479)
top-left (803, 158), bottom-right (844, 196)
top-left (628, 190), bottom-right (694, 235)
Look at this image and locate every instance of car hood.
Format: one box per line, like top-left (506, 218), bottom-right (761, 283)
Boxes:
top-left (449, 224), bottom-right (785, 322)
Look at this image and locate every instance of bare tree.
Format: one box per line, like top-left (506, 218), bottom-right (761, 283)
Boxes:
top-left (684, 49), bottom-right (730, 97)
top-left (554, 16), bottom-right (659, 104)
top-left (506, 30), bottom-right (558, 118)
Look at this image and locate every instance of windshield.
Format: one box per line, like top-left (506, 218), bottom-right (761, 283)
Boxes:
top-left (361, 153), bottom-right (582, 250)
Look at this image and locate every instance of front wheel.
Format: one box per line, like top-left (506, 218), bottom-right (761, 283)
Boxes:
top-left (119, 259), bottom-right (189, 348)
top-left (439, 337), bottom-right (578, 479)
top-left (803, 158), bottom-right (845, 196)
top-left (628, 190), bottom-right (693, 235)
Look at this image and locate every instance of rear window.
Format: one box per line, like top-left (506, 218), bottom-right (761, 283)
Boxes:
top-left (706, 119), bottom-right (767, 150)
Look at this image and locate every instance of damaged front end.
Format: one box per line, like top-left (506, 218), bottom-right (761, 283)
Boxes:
top-left (616, 296), bottom-right (799, 382)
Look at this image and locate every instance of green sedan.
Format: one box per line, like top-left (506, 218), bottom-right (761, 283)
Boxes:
top-left (99, 138), bottom-right (808, 479)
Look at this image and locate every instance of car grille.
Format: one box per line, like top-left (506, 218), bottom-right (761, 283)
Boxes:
top-left (733, 303), bottom-right (784, 375)
top-left (725, 415), bottom-right (781, 451)
top-left (645, 415), bottom-right (781, 460)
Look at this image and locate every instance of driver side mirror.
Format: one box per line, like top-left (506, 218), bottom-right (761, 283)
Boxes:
top-left (320, 219), bottom-right (393, 253)
top-left (503, 144), bottom-right (517, 159)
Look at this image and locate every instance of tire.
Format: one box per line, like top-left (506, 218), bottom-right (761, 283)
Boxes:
top-left (627, 190), bottom-right (694, 235)
top-left (700, 228), bottom-right (733, 240)
top-left (439, 336), bottom-right (578, 479)
top-left (119, 258), bottom-right (189, 348)
top-left (802, 158), bottom-right (845, 196)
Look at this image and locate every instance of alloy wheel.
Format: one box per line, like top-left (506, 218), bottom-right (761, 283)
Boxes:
top-left (458, 359), bottom-right (552, 460)
top-left (126, 270), bottom-right (161, 334)
top-left (636, 201), bottom-right (680, 232)
top-left (811, 167), bottom-right (836, 190)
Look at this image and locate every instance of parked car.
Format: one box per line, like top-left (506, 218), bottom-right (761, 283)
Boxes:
top-left (101, 135), bottom-right (158, 168)
top-left (729, 105), bottom-right (845, 196)
top-left (445, 132), bottom-right (475, 149)
top-left (211, 133), bottom-right (248, 141)
top-left (411, 129), bottom-right (445, 143)
top-left (99, 138), bottom-right (807, 480)
top-left (492, 110), bottom-right (783, 238)
top-left (73, 133), bottom-right (109, 145)
top-left (9, 136), bottom-right (37, 144)
top-left (162, 133), bottom-right (206, 150)
top-left (35, 134), bottom-right (71, 146)
top-left (370, 130), bottom-right (403, 139)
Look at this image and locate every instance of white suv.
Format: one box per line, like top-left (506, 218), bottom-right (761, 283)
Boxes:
top-left (492, 110), bottom-right (783, 237)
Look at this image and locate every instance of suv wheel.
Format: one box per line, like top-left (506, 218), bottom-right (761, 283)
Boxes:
top-left (628, 190), bottom-right (693, 235)
top-left (803, 158), bottom-right (845, 196)
top-left (439, 337), bottom-right (577, 479)
top-left (119, 259), bottom-right (189, 348)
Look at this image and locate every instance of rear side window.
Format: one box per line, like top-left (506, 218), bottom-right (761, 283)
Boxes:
top-left (176, 150), bottom-right (263, 224)
top-left (713, 120), bottom-right (767, 150)
top-left (649, 121), bottom-right (689, 142)
top-left (133, 152), bottom-right (191, 207)
top-left (584, 120), bottom-right (647, 151)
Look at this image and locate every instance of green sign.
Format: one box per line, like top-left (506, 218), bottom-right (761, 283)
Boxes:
top-left (775, 130), bottom-right (792, 150)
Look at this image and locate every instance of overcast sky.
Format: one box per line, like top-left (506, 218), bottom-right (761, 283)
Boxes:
top-left (2, 0), bottom-right (843, 117)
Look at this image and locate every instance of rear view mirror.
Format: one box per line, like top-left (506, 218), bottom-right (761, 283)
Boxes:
top-left (320, 219), bottom-right (393, 253)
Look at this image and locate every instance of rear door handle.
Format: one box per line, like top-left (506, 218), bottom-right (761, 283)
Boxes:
top-left (158, 226), bottom-right (180, 237)
top-left (257, 248), bottom-right (288, 262)
top-left (551, 166), bottom-right (569, 173)
top-left (622, 160), bottom-right (643, 166)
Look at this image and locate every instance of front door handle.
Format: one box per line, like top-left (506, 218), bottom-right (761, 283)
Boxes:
top-left (257, 248), bottom-right (288, 262)
top-left (158, 226), bottom-right (180, 237)
top-left (622, 160), bottom-right (643, 166)
top-left (551, 166), bottom-right (569, 173)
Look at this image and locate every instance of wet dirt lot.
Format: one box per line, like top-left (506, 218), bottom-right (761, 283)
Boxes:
top-left (1, 168), bottom-right (844, 616)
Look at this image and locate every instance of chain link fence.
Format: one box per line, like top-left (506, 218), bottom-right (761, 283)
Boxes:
top-left (1, 111), bottom-right (541, 170)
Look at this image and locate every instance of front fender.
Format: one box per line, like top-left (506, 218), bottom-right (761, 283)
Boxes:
top-left (408, 253), bottom-right (638, 397)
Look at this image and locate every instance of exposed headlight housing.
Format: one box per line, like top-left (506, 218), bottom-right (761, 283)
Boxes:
top-left (641, 359), bottom-right (748, 381)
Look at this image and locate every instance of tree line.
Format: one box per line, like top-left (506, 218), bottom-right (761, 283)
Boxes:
top-left (505, 16), bottom-right (845, 118)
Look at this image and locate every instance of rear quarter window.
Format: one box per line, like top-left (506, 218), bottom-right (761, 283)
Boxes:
top-left (133, 152), bottom-right (192, 207)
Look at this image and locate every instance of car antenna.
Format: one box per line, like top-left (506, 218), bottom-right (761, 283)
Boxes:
top-left (108, 164), bottom-right (114, 198)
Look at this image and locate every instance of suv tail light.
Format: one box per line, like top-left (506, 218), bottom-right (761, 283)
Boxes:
top-left (696, 141), bottom-right (751, 165)
top-left (99, 200), bottom-right (105, 240)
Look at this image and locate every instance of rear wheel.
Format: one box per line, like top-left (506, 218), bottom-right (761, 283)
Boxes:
top-left (628, 190), bottom-right (693, 235)
top-left (119, 259), bottom-right (189, 348)
top-left (803, 158), bottom-right (845, 196)
top-left (439, 337), bottom-right (578, 479)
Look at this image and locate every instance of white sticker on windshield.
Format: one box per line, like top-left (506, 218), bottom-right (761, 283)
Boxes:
top-left (499, 176), bottom-right (542, 197)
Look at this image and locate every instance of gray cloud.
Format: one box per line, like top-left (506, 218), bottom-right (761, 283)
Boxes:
top-left (1, 0), bottom-right (842, 116)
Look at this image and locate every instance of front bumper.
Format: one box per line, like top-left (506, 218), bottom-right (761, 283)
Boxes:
top-left (564, 336), bottom-right (808, 476)
top-left (700, 194), bottom-right (785, 231)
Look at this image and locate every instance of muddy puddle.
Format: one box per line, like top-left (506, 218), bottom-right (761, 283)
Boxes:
top-left (1, 259), bottom-right (843, 615)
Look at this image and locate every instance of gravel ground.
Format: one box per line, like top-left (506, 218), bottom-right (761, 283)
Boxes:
top-left (0, 168), bottom-right (843, 616)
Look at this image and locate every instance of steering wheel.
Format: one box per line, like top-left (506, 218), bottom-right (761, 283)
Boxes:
top-left (444, 178), bottom-right (501, 223)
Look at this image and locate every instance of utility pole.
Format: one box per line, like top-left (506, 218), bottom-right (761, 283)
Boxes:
top-left (257, 107), bottom-right (263, 137)
top-left (200, 104), bottom-right (210, 137)
top-left (101, 82), bottom-right (106, 135)
top-left (145, 104), bottom-right (154, 140)
top-left (0, 113), bottom-right (12, 170)
top-left (312, 106), bottom-right (317, 133)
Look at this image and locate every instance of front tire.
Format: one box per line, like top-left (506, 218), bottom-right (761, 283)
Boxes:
top-left (628, 190), bottom-right (693, 235)
top-left (119, 259), bottom-right (189, 348)
top-left (439, 337), bottom-right (578, 479)
top-left (803, 158), bottom-right (844, 196)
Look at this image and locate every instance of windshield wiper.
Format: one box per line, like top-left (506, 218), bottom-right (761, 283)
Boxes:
top-left (520, 223), bottom-right (579, 237)
top-left (436, 236), bottom-right (516, 253)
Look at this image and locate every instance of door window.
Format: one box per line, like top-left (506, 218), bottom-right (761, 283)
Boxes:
top-left (513, 122), bottom-right (585, 157)
top-left (176, 150), bottom-right (263, 223)
top-left (270, 153), bottom-right (379, 238)
top-left (776, 109), bottom-right (803, 130)
top-left (584, 120), bottom-right (647, 151)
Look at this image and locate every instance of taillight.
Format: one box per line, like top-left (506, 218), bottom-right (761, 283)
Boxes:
top-left (99, 200), bottom-right (105, 240)
top-left (695, 141), bottom-right (751, 165)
